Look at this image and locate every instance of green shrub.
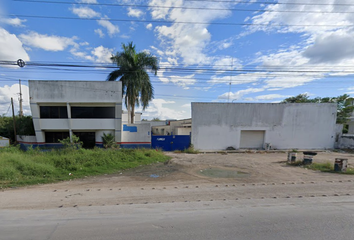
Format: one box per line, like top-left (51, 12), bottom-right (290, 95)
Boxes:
top-left (59, 134), bottom-right (82, 149)
top-left (102, 133), bottom-right (117, 149)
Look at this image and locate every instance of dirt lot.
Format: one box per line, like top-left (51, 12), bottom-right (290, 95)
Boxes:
top-left (1, 151), bottom-right (354, 210)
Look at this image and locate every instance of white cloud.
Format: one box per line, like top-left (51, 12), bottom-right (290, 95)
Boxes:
top-left (127, 7), bottom-right (144, 18)
top-left (254, 94), bottom-right (292, 101)
top-left (78, 0), bottom-right (97, 3)
top-left (1, 18), bottom-right (27, 27)
top-left (218, 88), bottom-right (264, 101)
top-left (169, 74), bottom-right (197, 89)
top-left (19, 32), bottom-right (77, 51)
top-left (243, 0), bottom-right (354, 89)
top-left (181, 103), bottom-right (190, 108)
top-left (71, 6), bottom-right (100, 18)
top-left (94, 29), bottom-right (105, 38)
top-left (212, 56), bottom-right (242, 72)
top-left (70, 48), bottom-right (93, 61)
top-left (146, 23), bottom-right (153, 30)
top-left (91, 46), bottom-right (113, 63)
top-left (208, 72), bottom-right (266, 86)
top-left (0, 28), bottom-right (30, 62)
top-left (97, 19), bottom-right (119, 37)
top-left (139, 99), bottom-right (187, 120)
top-left (151, 0), bottom-right (237, 65)
top-left (303, 30), bottom-right (354, 64)
top-left (70, 45), bottom-right (112, 63)
top-left (0, 84), bottom-right (30, 116)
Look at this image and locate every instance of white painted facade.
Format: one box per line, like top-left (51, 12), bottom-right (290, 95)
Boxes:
top-left (29, 80), bottom-right (122, 146)
top-left (192, 103), bottom-right (337, 150)
top-left (122, 111), bottom-right (142, 124)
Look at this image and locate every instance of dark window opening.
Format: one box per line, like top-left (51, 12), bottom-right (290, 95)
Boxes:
top-left (74, 132), bottom-right (96, 149)
top-left (45, 132), bottom-right (70, 143)
top-left (71, 107), bottom-right (115, 119)
top-left (40, 106), bottom-right (68, 119)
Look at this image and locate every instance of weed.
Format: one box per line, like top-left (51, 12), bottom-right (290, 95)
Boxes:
top-left (0, 146), bottom-right (170, 188)
top-left (182, 144), bottom-right (199, 154)
top-left (287, 160), bottom-right (354, 175)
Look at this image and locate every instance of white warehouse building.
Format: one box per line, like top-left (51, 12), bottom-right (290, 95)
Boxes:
top-left (29, 80), bottom-right (122, 148)
top-left (192, 103), bottom-right (338, 151)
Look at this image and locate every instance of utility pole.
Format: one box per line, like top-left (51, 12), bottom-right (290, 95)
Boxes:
top-left (228, 57), bottom-right (233, 102)
top-left (19, 79), bottom-right (23, 117)
top-left (11, 98), bottom-right (17, 144)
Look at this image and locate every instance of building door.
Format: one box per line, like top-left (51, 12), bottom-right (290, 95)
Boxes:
top-left (240, 130), bottom-right (265, 149)
top-left (74, 132), bottom-right (96, 149)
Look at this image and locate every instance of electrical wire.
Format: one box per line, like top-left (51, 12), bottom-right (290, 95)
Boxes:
top-left (10, 0), bottom-right (354, 14)
top-left (5, 14), bottom-right (354, 27)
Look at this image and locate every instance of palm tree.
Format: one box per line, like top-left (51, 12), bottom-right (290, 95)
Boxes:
top-left (107, 42), bottom-right (159, 123)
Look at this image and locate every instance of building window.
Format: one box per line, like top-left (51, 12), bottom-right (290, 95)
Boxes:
top-left (40, 106), bottom-right (68, 119)
top-left (71, 107), bottom-right (115, 119)
top-left (45, 132), bottom-right (70, 143)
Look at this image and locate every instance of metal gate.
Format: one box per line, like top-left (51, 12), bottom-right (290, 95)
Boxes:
top-left (151, 135), bottom-right (191, 151)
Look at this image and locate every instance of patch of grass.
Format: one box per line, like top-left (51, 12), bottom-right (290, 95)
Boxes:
top-left (181, 145), bottom-right (199, 154)
top-left (0, 146), bottom-right (170, 188)
top-left (306, 162), bottom-right (333, 172)
top-left (287, 160), bottom-right (354, 175)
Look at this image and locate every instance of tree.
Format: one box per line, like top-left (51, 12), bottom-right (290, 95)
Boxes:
top-left (282, 94), bottom-right (354, 124)
top-left (107, 42), bottom-right (159, 123)
top-left (0, 115), bottom-right (35, 144)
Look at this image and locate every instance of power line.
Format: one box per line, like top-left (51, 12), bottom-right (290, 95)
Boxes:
top-left (5, 14), bottom-right (354, 28)
top-left (3, 60), bottom-right (354, 73)
top-left (185, 0), bottom-right (354, 6)
top-left (10, 0), bottom-right (354, 14)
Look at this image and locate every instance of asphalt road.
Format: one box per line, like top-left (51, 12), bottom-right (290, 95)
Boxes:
top-left (1, 196), bottom-right (354, 240)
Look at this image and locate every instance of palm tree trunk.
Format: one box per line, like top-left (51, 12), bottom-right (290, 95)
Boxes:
top-left (131, 104), bottom-right (135, 124)
top-left (127, 97), bottom-right (131, 124)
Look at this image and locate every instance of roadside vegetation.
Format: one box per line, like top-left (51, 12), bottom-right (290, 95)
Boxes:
top-left (0, 146), bottom-right (170, 188)
top-left (288, 161), bottom-right (354, 174)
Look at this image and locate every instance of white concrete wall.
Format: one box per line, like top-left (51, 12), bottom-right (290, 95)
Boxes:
top-left (192, 103), bottom-right (337, 150)
top-left (16, 135), bottom-right (37, 143)
top-left (176, 127), bottom-right (191, 135)
top-left (338, 134), bottom-right (354, 149)
top-left (121, 123), bottom-right (151, 143)
top-left (29, 81), bottom-right (122, 103)
top-left (122, 111), bottom-right (142, 124)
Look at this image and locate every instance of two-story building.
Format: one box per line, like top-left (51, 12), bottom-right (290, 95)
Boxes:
top-left (29, 80), bottom-right (122, 148)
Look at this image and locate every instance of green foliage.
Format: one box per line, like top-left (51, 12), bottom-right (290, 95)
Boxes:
top-left (282, 93), bottom-right (354, 124)
top-left (182, 144), bottom-right (199, 154)
top-left (151, 117), bottom-right (161, 121)
top-left (59, 134), bottom-right (83, 149)
top-left (307, 162), bottom-right (333, 172)
top-left (0, 146), bottom-right (170, 188)
top-left (101, 132), bottom-right (117, 149)
top-left (287, 160), bottom-right (354, 175)
top-left (107, 42), bottom-right (159, 123)
top-left (0, 116), bottom-right (35, 143)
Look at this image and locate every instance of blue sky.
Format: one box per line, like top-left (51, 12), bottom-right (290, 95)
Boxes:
top-left (1, 0), bottom-right (354, 120)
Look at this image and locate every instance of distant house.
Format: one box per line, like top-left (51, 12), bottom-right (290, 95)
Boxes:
top-left (192, 103), bottom-right (338, 150)
top-left (28, 80), bottom-right (122, 148)
top-left (0, 136), bottom-right (10, 148)
top-left (152, 118), bottom-right (191, 136)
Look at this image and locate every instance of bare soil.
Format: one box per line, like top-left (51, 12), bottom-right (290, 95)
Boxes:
top-left (1, 151), bottom-right (354, 210)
